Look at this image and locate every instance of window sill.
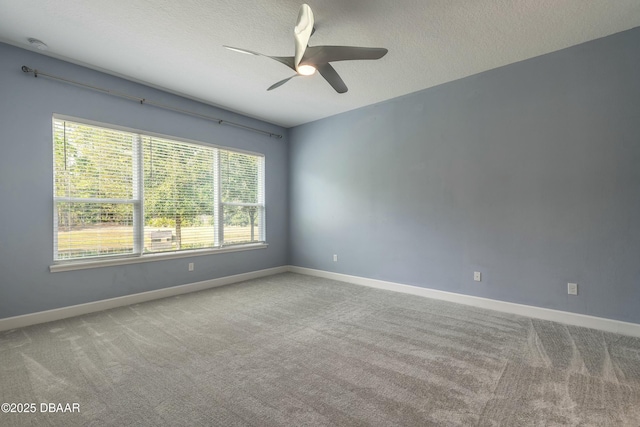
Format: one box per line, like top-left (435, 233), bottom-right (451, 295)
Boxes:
top-left (49, 243), bottom-right (268, 273)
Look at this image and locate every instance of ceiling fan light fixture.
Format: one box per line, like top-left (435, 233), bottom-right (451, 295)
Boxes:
top-left (297, 64), bottom-right (316, 76)
top-left (224, 4), bottom-right (387, 93)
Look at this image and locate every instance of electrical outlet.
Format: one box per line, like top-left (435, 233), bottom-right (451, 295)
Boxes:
top-left (333, 254), bottom-right (338, 262)
top-left (474, 271), bottom-right (481, 282)
top-left (568, 283), bottom-right (578, 295)
top-left (188, 262), bottom-right (194, 272)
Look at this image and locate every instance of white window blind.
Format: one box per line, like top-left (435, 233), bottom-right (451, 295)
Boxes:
top-left (220, 150), bottom-right (265, 245)
top-left (143, 136), bottom-right (216, 253)
top-left (53, 120), bottom-right (139, 260)
top-left (53, 118), bottom-right (265, 262)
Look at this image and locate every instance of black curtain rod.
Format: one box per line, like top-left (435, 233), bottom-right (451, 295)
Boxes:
top-left (21, 66), bottom-right (283, 139)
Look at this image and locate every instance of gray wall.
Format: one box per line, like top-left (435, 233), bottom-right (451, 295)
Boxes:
top-left (289, 28), bottom-right (640, 324)
top-left (0, 43), bottom-right (288, 318)
top-left (3, 28), bottom-right (640, 324)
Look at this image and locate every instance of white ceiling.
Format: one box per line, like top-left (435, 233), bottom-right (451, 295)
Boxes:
top-left (1, 1), bottom-right (639, 128)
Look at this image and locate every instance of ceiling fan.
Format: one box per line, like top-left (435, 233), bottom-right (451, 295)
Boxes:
top-left (224, 4), bottom-right (388, 94)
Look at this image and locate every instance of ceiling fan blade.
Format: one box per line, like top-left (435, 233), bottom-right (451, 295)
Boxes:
top-left (267, 74), bottom-right (299, 91)
top-left (294, 4), bottom-right (314, 70)
top-left (317, 63), bottom-right (348, 94)
top-left (224, 45), bottom-right (295, 70)
top-left (302, 46), bottom-right (388, 65)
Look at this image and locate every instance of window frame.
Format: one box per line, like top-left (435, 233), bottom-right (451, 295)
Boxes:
top-left (51, 114), bottom-right (267, 272)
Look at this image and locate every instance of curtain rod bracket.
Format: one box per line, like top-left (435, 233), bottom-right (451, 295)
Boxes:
top-left (22, 66), bottom-right (39, 78)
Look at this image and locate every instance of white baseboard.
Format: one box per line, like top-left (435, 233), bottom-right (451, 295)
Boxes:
top-left (288, 266), bottom-right (640, 338)
top-left (0, 266), bottom-right (288, 332)
top-left (5, 265), bottom-right (639, 338)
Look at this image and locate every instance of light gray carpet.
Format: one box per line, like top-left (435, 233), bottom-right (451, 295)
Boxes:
top-left (1, 273), bottom-right (639, 426)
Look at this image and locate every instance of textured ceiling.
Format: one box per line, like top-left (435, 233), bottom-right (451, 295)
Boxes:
top-left (1, 0), bottom-right (639, 128)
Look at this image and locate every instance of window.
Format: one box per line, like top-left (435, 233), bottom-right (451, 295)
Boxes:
top-left (53, 118), bottom-right (265, 262)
